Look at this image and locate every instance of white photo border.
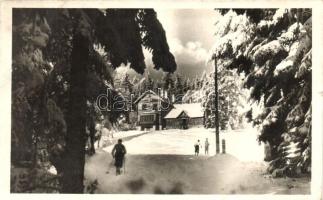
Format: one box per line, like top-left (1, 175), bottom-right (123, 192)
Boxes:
top-left (0, 1), bottom-right (322, 200)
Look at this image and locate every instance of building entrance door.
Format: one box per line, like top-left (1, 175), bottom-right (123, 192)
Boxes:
top-left (181, 118), bottom-right (188, 129)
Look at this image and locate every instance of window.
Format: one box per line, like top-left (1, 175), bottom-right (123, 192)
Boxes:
top-left (142, 104), bottom-right (147, 110)
top-left (140, 115), bottom-right (154, 123)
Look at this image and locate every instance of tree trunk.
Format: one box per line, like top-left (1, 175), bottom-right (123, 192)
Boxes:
top-left (61, 31), bottom-right (90, 193)
top-left (89, 119), bottom-right (96, 155)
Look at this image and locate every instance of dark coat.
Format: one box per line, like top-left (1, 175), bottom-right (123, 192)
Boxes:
top-left (112, 143), bottom-right (126, 167)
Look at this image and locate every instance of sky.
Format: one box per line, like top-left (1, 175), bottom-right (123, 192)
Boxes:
top-left (116, 9), bottom-right (219, 80)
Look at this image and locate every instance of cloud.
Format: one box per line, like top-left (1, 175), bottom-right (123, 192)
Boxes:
top-left (169, 39), bottom-right (209, 65)
top-left (143, 38), bottom-right (212, 76)
top-left (113, 37), bottom-right (214, 80)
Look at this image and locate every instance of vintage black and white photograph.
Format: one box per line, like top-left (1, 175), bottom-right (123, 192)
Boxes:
top-left (8, 6), bottom-right (314, 195)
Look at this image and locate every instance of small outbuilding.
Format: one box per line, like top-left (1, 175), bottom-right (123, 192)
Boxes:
top-left (164, 103), bottom-right (204, 129)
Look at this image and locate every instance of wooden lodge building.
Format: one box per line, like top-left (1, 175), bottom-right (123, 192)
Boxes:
top-left (133, 90), bottom-right (204, 130)
top-left (134, 90), bottom-right (172, 130)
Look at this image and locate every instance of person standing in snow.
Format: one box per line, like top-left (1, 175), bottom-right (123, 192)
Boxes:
top-left (111, 139), bottom-right (127, 175)
top-left (204, 138), bottom-right (210, 155)
top-left (194, 140), bottom-right (202, 156)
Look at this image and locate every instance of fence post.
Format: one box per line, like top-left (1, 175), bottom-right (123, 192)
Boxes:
top-left (222, 139), bottom-right (226, 154)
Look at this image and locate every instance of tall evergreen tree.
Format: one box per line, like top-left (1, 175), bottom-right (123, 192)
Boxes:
top-left (11, 8), bottom-right (177, 193)
top-left (145, 75), bottom-right (154, 91)
top-left (122, 73), bottom-right (133, 94)
top-left (162, 72), bottom-right (174, 99)
top-left (174, 75), bottom-right (184, 103)
top-left (212, 9), bottom-right (312, 176)
top-left (62, 14), bottom-right (90, 191)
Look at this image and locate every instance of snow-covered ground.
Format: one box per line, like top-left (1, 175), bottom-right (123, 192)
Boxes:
top-left (112, 129), bottom-right (148, 139)
top-left (221, 127), bottom-right (264, 161)
top-left (96, 129), bottom-right (148, 148)
top-left (85, 126), bottom-right (310, 194)
top-left (103, 126), bottom-right (264, 162)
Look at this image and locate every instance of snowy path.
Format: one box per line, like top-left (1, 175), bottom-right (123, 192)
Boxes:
top-left (103, 126), bottom-right (264, 161)
top-left (84, 127), bottom-right (310, 194)
top-left (95, 129), bottom-right (148, 148)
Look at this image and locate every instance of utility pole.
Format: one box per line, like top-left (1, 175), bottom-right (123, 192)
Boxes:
top-left (214, 59), bottom-right (220, 154)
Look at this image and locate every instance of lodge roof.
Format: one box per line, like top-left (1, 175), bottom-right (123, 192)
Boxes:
top-left (134, 90), bottom-right (166, 104)
top-left (164, 103), bottom-right (204, 119)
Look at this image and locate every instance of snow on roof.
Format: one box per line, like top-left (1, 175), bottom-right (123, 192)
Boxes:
top-left (164, 103), bottom-right (204, 119)
top-left (134, 90), bottom-right (164, 104)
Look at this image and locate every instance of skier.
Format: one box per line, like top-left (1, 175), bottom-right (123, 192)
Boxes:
top-left (111, 139), bottom-right (127, 175)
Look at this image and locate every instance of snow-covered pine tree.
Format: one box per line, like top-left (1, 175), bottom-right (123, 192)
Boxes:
top-left (181, 66), bottom-right (245, 129)
top-left (12, 8), bottom-right (177, 192)
top-left (212, 9), bottom-right (312, 176)
top-left (145, 75), bottom-right (155, 91)
top-left (162, 72), bottom-right (175, 100)
top-left (121, 73), bottom-right (134, 94)
top-left (174, 75), bottom-right (184, 103)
